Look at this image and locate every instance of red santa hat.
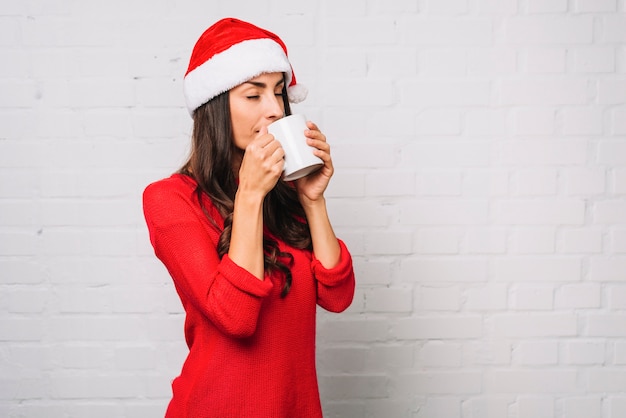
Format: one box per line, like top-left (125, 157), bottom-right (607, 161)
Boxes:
top-left (183, 17), bottom-right (307, 115)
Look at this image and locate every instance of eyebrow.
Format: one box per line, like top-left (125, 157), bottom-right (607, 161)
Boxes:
top-left (244, 79), bottom-right (285, 89)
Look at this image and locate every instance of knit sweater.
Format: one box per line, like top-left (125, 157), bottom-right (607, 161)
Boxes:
top-left (142, 174), bottom-right (355, 418)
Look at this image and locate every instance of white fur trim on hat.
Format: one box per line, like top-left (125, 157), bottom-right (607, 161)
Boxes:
top-left (184, 38), bottom-right (293, 115)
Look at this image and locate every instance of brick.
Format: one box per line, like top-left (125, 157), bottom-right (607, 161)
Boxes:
top-left (500, 79), bottom-right (589, 105)
top-left (322, 0), bottom-right (368, 16)
top-left (610, 228), bottom-right (626, 253)
top-left (462, 397), bottom-right (512, 418)
top-left (510, 227), bottom-right (556, 254)
top-left (420, 49), bottom-right (467, 76)
top-left (598, 140), bottom-right (626, 164)
top-left (416, 109), bottom-right (463, 134)
top-left (333, 143), bottom-right (396, 169)
top-left (326, 200), bottom-right (391, 227)
top-left (465, 227), bottom-right (508, 254)
top-left (478, 0), bottom-right (518, 14)
top-left (368, 48), bottom-right (418, 77)
top-left (572, 47), bottom-right (616, 73)
top-left (528, 0), bottom-right (567, 13)
top-left (594, 200), bottom-right (626, 224)
top-left (426, 0), bottom-right (469, 14)
top-left (327, 172), bottom-right (365, 198)
top-left (365, 170), bottom-right (415, 197)
top-left (416, 285), bottom-right (462, 311)
top-left (0, 79), bottom-right (38, 108)
top-left (556, 284), bottom-right (602, 309)
top-left (500, 140), bottom-right (588, 165)
top-left (598, 79), bottom-right (626, 104)
top-left (318, 375), bottom-right (389, 400)
top-left (403, 141), bottom-right (492, 168)
top-left (396, 372), bottom-right (482, 395)
top-left (465, 284), bottom-right (508, 311)
top-left (463, 340), bottom-right (512, 365)
top-left (515, 397), bottom-right (554, 418)
top-left (512, 168), bottom-right (558, 196)
top-left (509, 285), bottom-right (554, 310)
top-left (563, 168), bottom-right (606, 195)
top-left (465, 109), bottom-right (508, 136)
top-left (417, 341), bottom-right (462, 367)
top-left (589, 256), bottom-right (626, 282)
top-left (393, 316), bottom-right (482, 339)
top-left (493, 313), bottom-right (577, 337)
top-left (575, 0), bottom-right (617, 12)
top-left (486, 370), bottom-right (578, 393)
top-left (561, 397), bottom-right (602, 418)
top-left (468, 48), bottom-right (517, 75)
top-left (505, 16), bottom-right (593, 44)
top-left (609, 398), bottom-right (626, 418)
top-left (611, 168), bottom-right (626, 194)
top-left (525, 48), bottom-right (566, 73)
top-left (563, 341), bottom-right (606, 365)
top-left (496, 199), bottom-right (585, 225)
top-left (318, 347), bottom-right (368, 374)
top-left (318, 319), bottom-right (390, 343)
top-left (0, 319), bottom-right (44, 342)
top-left (352, 258), bottom-right (393, 286)
top-left (415, 398), bottom-right (462, 417)
top-left (560, 228), bottom-right (603, 254)
top-left (364, 287), bottom-right (413, 312)
top-left (516, 341), bottom-right (558, 365)
top-left (586, 314), bottom-right (626, 337)
top-left (612, 107), bottom-right (626, 134)
top-left (400, 257), bottom-right (488, 282)
top-left (400, 199), bottom-right (489, 225)
top-left (402, 18), bottom-right (493, 45)
top-left (415, 227), bottom-right (461, 254)
top-left (462, 169), bottom-right (509, 196)
top-left (608, 285), bottom-right (626, 309)
top-left (368, 109), bottom-right (417, 137)
top-left (495, 257), bottom-right (580, 282)
top-left (416, 170), bottom-right (462, 196)
top-left (563, 107), bottom-right (604, 135)
top-left (372, 0), bottom-right (419, 13)
top-left (325, 17), bottom-right (397, 46)
top-left (588, 369), bottom-right (626, 392)
top-left (400, 80), bottom-right (491, 105)
top-left (602, 16), bottom-right (626, 43)
top-left (513, 108), bottom-right (556, 135)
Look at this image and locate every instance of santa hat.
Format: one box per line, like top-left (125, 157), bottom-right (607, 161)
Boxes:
top-left (183, 17), bottom-right (307, 115)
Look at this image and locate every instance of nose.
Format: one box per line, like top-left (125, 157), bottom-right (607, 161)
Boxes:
top-left (265, 92), bottom-right (284, 121)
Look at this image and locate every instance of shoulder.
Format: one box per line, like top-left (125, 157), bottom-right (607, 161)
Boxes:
top-left (143, 173), bottom-right (197, 203)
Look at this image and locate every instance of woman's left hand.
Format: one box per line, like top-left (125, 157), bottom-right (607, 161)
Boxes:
top-left (294, 121), bottom-right (334, 205)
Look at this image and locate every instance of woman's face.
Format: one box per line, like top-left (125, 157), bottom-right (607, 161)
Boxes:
top-left (229, 72), bottom-right (286, 151)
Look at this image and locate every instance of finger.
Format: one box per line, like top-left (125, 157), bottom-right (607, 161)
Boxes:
top-left (306, 120), bottom-right (319, 131)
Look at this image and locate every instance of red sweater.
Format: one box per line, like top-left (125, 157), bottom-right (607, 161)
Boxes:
top-left (142, 174), bottom-right (355, 418)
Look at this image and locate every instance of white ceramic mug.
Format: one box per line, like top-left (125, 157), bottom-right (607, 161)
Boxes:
top-left (268, 114), bottom-right (324, 181)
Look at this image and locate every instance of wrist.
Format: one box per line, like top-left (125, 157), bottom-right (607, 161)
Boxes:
top-left (300, 195), bottom-right (326, 211)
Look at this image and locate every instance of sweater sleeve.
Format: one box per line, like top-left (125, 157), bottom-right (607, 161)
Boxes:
top-left (312, 239), bottom-right (355, 313)
top-left (143, 178), bottom-right (273, 338)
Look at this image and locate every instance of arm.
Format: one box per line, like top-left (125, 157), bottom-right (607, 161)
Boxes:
top-left (143, 179), bottom-right (273, 338)
top-left (229, 126), bottom-right (284, 279)
top-left (296, 121), bottom-right (355, 310)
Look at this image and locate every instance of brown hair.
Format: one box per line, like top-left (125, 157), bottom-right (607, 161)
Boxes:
top-left (179, 81), bottom-right (311, 296)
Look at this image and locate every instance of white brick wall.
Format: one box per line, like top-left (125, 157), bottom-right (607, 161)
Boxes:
top-left (1, 0), bottom-right (625, 417)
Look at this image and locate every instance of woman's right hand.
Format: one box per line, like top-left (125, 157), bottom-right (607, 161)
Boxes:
top-left (237, 126), bottom-right (285, 198)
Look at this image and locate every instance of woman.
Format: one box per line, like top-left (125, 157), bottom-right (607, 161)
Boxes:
top-left (142, 18), bottom-right (355, 417)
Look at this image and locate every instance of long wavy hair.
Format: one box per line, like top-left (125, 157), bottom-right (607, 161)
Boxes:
top-left (179, 79), bottom-right (312, 297)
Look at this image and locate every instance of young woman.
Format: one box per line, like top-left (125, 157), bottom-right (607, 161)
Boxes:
top-left (142, 18), bottom-right (355, 417)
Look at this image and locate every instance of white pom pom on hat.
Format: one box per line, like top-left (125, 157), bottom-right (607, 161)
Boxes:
top-left (183, 17), bottom-right (308, 116)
